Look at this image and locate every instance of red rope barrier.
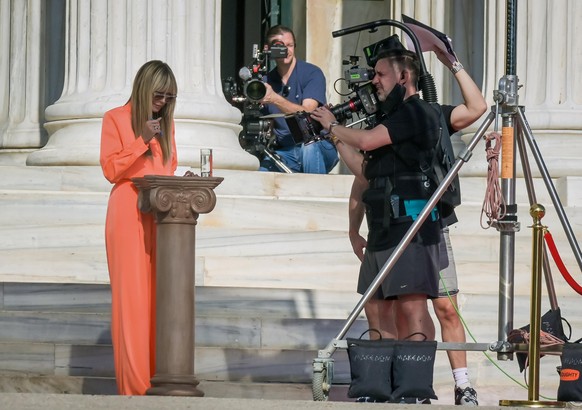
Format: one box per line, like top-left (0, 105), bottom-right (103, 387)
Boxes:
top-left (544, 231), bottom-right (582, 295)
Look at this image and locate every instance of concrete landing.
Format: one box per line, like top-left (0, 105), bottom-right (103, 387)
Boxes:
top-left (0, 377), bottom-right (572, 407)
top-left (0, 391), bottom-right (576, 410)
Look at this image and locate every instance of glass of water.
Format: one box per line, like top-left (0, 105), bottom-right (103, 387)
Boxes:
top-left (200, 148), bottom-right (213, 177)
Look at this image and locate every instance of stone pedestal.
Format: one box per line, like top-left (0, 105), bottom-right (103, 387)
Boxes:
top-left (132, 174), bottom-right (223, 397)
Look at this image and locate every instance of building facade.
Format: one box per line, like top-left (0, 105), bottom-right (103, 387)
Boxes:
top-left (2, 0), bottom-right (580, 175)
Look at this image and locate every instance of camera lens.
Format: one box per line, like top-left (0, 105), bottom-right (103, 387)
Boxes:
top-left (331, 97), bottom-right (363, 123)
top-left (244, 79), bottom-right (267, 102)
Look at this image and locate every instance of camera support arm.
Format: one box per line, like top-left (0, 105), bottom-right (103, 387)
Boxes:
top-left (332, 19), bottom-right (438, 104)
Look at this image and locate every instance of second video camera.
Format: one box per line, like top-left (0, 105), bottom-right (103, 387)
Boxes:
top-left (286, 81), bottom-right (380, 145)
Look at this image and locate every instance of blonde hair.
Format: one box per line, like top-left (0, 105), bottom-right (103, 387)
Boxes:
top-left (129, 60), bottom-right (178, 164)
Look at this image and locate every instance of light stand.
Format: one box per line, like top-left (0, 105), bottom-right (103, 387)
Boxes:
top-left (491, 6), bottom-right (579, 407)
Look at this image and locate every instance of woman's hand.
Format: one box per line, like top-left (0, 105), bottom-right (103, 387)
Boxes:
top-left (143, 118), bottom-right (161, 143)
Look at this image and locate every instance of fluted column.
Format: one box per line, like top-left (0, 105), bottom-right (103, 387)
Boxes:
top-left (480, 0), bottom-right (582, 177)
top-left (0, 0), bottom-right (46, 153)
top-left (515, 0), bottom-right (582, 130)
top-left (26, 0), bottom-right (258, 171)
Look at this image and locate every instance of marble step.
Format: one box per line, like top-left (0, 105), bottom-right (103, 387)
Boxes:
top-left (7, 282), bottom-right (582, 338)
top-left (2, 209), bottom-right (581, 255)
top-left (1, 239), bottom-right (580, 299)
top-left (4, 298), bottom-right (578, 345)
top-left (1, 164), bottom-right (581, 224)
top-left (1, 185), bottom-right (580, 232)
top-left (0, 282), bottom-right (575, 398)
top-left (0, 339), bottom-right (344, 382)
top-left (0, 283), bottom-right (363, 319)
top-left (0, 335), bottom-right (568, 400)
top-left (8, 283), bottom-right (582, 347)
top-left (4, 163), bottom-right (580, 195)
top-left (2, 283), bottom-right (581, 346)
top-left (0, 377), bottom-right (565, 407)
top-left (0, 377), bottom-right (328, 401)
top-left (4, 165), bottom-right (578, 291)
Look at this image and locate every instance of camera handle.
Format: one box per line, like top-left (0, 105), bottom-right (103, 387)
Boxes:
top-left (332, 19), bottom-right (438, 104)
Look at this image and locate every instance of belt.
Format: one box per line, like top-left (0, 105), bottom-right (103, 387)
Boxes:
top-left (368, 173), bottom-right (428, 189)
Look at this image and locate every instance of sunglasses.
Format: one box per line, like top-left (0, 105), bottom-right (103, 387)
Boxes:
top-left (153, 91), bottom-right (177, 103)
top-left (282, 85), bottom-right (290, 97)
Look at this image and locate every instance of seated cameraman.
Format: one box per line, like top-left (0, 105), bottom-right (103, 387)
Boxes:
top-left (259, 25), bottom-right (338, 174)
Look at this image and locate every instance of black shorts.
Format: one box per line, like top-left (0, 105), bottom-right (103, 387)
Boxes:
top-left (357, 236), bottom-right (445, 300)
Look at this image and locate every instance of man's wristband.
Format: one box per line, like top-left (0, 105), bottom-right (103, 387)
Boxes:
top-left (451, 61), bottom-right (464, 74)
top-left (329, 121), bottom-right (340, 134)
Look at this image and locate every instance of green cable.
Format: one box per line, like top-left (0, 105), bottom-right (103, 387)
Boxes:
top-left (437, 270), bottom-right (558, 401)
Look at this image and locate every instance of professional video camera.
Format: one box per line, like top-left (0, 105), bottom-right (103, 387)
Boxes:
top-left (236, 42), bottom-right (288, 104)
top-left (343, 55), bottom-right (375, 85)
top-left (286, 55), bottom-right (381, 145)
top-left (227, 41), bottom-right (288, 160)
top-left (334, 55), bottom-right (381, 123)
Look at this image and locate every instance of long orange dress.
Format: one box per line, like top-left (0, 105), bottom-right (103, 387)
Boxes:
top-left (100, 103), bottom-right (178, 395)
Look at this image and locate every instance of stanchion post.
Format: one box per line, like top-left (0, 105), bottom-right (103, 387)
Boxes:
top-left (500, 204), bottom-right (565, 407)
top-left (527, 204), bottom-right (545, 400)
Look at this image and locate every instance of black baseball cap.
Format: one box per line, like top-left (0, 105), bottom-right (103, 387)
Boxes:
top-left (363, 34), bottom-right (406, 67)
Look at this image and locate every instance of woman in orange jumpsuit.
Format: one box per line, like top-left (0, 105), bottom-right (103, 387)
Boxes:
top-left (100, 60), bottom-right (178, 395)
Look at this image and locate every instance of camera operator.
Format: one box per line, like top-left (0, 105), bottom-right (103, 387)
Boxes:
top-left (311, 45), bottom-right (486, 402)
top-left (259, 25), bottom-right (338, 174)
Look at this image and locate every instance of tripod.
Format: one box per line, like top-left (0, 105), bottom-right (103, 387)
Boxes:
top-left (312, 2), bottom-right (581, 405)
top-left (238, 110), bottom-right (294, 173)
top-left (261, 142), bottom-right (293, 173)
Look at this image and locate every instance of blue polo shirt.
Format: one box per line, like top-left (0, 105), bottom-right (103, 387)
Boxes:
top-left (263, 59), bottom-right (326, 147)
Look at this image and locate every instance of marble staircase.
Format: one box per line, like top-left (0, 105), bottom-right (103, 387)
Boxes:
top-left (1, 163), bottom-right (582, 404)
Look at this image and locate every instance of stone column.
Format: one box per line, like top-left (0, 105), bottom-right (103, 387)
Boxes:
top-left (26, 0), bottom-right (257, 171)
top-left (132, 174), bottom-right (223, 397)
top-left (0, 0), bottom-right (46, 161)
top-left (478, 0), bottom-right (582, 177)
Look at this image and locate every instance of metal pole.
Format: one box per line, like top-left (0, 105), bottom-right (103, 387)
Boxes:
top-left (493, 87), bottom-right (519, 361)
top-left (493, 0), bottom-right (520, 360)
top-left (515, 119), bottom-right (559, 310)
